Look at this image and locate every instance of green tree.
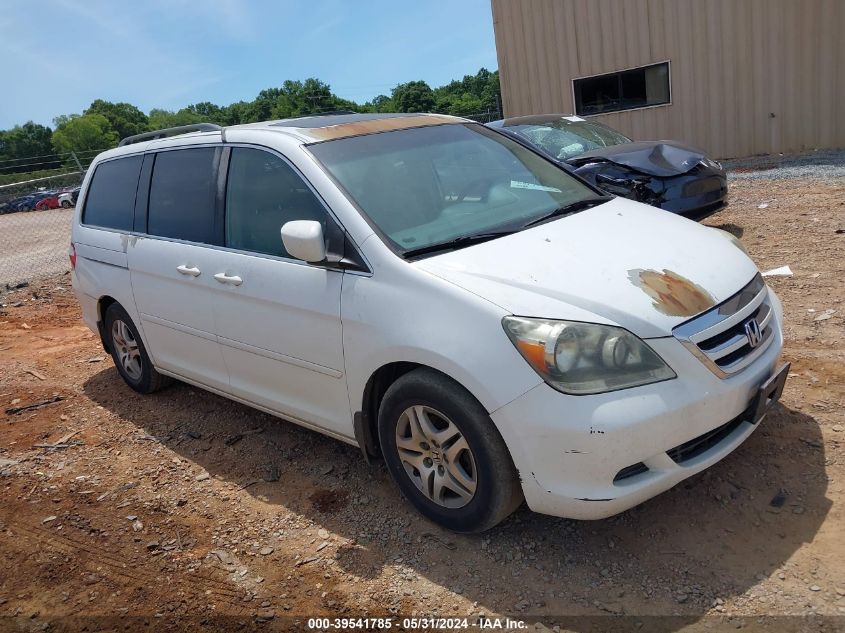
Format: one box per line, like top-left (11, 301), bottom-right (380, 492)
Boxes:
top-left (3, 67), bottom-right (503, 155)
top-left (221, 101), bottom-right (250, 125)
top-left (52, 114), bottom-right (74, 128)
top-left (433, 68), bottom-right (500, 119)
top-left (185, 101), bottom-right (225, 125)
top-left (269, 79), bottom-right (322, 118)
top-left (243, 88), bottom-right (282, 123)
top-left (0, 121), bottom-right (55, 172)
top-left (440, 92), bottom-right (484, 117)
top-left (391, 81), bottom-right (436, 113)
top-left (365, 94), bottom-right (393, 113)
top-left (51, 114), bottom-right (119, 155)
top-left (85, 99), bottom-right (149, 139)
top-left (238, 78), bottom-right (361, 123)
top-left (147, 108), bottom-right (203, 130)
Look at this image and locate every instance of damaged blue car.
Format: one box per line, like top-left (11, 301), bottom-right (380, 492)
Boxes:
top-left (487, 114), bottom-right (728, 220)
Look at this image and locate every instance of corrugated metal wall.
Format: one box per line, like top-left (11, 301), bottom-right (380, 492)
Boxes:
top-left (491, 0), bottom-right (845, 159)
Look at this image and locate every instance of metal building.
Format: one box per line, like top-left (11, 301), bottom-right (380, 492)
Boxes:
top-left (491, 0), bottom-right (845, 158)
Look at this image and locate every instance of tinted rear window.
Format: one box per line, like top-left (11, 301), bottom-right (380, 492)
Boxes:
top-left (82, 155), bottom-right (142, 230)
top-left (148, 148), bottom-right (217, 243)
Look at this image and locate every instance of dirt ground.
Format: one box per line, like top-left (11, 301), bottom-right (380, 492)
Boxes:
top-left (0, 174), bottom-right (843, 632)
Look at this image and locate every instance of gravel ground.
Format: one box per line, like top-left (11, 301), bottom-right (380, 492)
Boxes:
top-left (725, 148), bottom-right (845, 181)
top-left (0, 155), bottom-right (843, 632)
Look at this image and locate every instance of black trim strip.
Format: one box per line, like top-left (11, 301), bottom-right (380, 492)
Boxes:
top-left (214, 146), bottom-right (230, 247)
top-left (134, 153), bottom-right (154, 233)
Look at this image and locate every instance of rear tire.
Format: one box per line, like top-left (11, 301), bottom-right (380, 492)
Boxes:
top-left (378, 368), bottom-right (523, 532)
top-left (104, 303), bottom-right (171, 394)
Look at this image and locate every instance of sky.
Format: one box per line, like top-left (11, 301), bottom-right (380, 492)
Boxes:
top-left (0, 0), bottom-right (499, 130)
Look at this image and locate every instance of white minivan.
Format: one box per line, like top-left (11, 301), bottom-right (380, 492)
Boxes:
top-left (71, 113), bottom-right (788, 532)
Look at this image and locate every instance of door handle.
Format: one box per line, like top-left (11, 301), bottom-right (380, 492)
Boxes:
top-left (213, 272), bottom-right (243, 286)
top-left (176, 265), bottom-right (201, 277)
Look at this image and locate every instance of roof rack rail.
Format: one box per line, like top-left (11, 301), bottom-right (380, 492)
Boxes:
top-left (118, 123), bottom-right (223, 147)
top-left (307, 109), bottom-right (356, 116)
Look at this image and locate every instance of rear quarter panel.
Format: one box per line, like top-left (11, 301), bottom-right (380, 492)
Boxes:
top-left (71, 162), bottom-right (143, 343)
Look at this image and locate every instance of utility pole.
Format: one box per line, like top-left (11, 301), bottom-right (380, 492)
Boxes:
top-left (70, 152), bottom-right (84, 173)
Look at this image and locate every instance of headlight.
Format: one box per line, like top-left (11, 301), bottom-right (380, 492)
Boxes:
top-left (701, 157), bottom-right (722, 170)
top-left (502, 317), bottom-right (676, 395)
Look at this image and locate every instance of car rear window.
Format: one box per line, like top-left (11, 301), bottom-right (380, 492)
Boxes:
top-left (148, 148), bottom-right (218, 244)
top-left (82, 155), bottom-right (143, 230)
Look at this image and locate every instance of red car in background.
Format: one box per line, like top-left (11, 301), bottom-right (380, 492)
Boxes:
top-left (34, 195), bottom-right (60, 211)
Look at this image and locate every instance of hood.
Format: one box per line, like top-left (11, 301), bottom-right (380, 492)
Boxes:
top-left (566, 141), bottom-right (707, 177)
top-left (415, 198), bottom-right (758, 338)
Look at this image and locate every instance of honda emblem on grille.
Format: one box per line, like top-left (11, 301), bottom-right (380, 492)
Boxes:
top-left (745, 319), bottom-right (763, 348)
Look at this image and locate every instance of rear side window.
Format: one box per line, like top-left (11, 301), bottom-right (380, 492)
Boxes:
top-left (82, 155), bottom-right (142, 230)
top-left (148, 148), bottom-right (217, 243)
top-left (225, 147), bottom-right (329, 258)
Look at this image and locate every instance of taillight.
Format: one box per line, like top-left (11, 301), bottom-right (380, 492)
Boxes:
top-left (69, 242), bottom-right (77, 270)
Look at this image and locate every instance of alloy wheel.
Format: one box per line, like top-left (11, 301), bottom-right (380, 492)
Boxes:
top-left (111, 319), bottom-right (143, 381)
top-left (395, 405), bottom-right (477, 508)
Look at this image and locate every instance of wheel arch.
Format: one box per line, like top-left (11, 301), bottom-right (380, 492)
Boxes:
top-left (355, 361), bottom-right (511, 465)
top-left (355, 361), bottom-right (421, 461)
top-left (96, 295), bottom-right (119, 353)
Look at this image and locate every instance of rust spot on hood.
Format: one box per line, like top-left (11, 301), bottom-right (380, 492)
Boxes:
top-left (301, 114), bottom-right (463, 141)
top-left (628, 269), bottom-right (716, 317)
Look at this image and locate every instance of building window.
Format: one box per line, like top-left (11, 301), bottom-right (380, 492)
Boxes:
top-left (573, 62), bottom-right (670, 116)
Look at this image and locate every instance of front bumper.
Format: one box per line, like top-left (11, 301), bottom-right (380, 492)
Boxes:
top-left (659, 169), bottom-right (728, 220)
top-left (490, 293), bottom-right (784, 520)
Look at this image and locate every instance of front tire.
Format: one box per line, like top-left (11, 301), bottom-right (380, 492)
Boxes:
top-left (378, 368), bottom-right (523, 532)
top-left (104, 303), bottom-right (171, 394)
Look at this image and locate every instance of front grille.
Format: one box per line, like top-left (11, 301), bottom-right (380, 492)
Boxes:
top-left (673, 273), bottom-right (775, 378)
top-left (666, 411), bottom-right (746, 464)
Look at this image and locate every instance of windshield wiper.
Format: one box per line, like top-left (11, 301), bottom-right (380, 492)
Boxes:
top-left (521, 196), bottom-right (611, 229)
top-left (401, 229), bottom-right (518, 259)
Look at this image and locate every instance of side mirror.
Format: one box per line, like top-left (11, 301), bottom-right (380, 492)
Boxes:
top-left (281, 220), bottom-right (326, 263)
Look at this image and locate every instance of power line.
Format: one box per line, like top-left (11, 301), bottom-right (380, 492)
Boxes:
top-left (0, 150), bottom-right (77, 165)
top-left (0, 148), bottom-right (114, 172)
top-left (0, 155), bottom-right (100, 173)
top-left (0, 147), bottom-right (112, 164)
top-left (0, 159), bottom-right (76, 173)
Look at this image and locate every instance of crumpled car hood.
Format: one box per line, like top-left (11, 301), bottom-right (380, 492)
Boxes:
top-left (415, 197), bottom-right (758, 338)
top-left (566, 141), bottom-right (707, 177)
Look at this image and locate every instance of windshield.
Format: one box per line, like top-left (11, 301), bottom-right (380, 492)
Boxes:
top-left (509, 120), bottom-right (632, 161)
top-left (309, 123), bottom-right (600, 255)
